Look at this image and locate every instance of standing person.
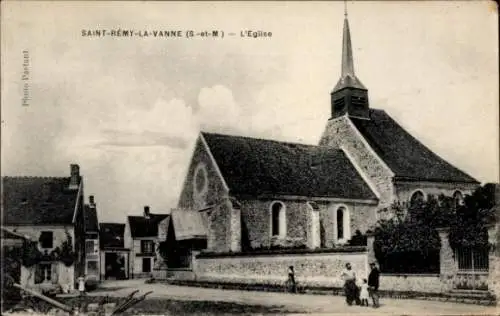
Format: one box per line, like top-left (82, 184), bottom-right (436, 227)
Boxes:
top-left (78, 274), bottom-right (86, 296)
top-left (359, 279), bottom-right (370, 306)
top-left (287, 266), bottom-right (297, 293)
top-left (368, 262), bottom-right (380, 308)
top-left (340, 263), bottom-right (357, 305)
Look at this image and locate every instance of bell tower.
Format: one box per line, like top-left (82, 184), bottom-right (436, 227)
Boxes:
top-left (330, 6), bottom-right (370, 120)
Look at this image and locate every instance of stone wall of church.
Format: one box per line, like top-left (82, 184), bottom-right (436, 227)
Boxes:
top-left (319, 202), bottom-right (377, 248)
top-left (319, 116), bottom-right (394, 208)
top-left (207, 201), bottom-right (230, 252)
top-left (240, 199), bottom-right (309, 250)
top-left (394, 181), bottom-right (478, 204)
top-left (236, 198), bottom-right (377, 252)
top-left (177, 135), bottom-right (229, 211)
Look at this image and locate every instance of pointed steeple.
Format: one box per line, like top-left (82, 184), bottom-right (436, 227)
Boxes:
top-left (330, 3), bottom-right (370, 120)
top-left (333, 7), bottom-right (366, 92)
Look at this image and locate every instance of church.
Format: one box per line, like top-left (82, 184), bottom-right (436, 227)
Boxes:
top-left (160, 11), bottom-right (480, 286)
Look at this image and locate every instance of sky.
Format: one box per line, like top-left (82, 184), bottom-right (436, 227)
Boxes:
top-left (1, 1), bottom-right (498, 223)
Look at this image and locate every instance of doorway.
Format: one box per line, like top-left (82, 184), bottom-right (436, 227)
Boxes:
top-left (104, 252), bottom-right (127, 280)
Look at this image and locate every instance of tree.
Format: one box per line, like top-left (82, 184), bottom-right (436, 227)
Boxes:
top-left (448, 184), bottom-right (496, 252)
top-left (59, 232), bottom-right (76, 267)
top-left (373, 195), bottom-right (447, 273)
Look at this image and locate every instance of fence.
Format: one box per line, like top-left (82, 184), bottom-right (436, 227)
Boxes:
top-left (456, 247), bottom-right (489, 272)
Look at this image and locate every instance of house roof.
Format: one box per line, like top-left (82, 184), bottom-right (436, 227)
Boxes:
top-left (128, 214), bottom-right (169, 238)
top-left (350, 110), bottom-right (479, 183)
top-left (84, 205), bottom-right (99, 232)
top-left (2, 176), bottom-right (80, 225)
top-left (201, 132), bottom-right (377, 200)
top-left (99, 223), bottom-right (125, 249)
top-left (170, 209), bottom-right (207, 241)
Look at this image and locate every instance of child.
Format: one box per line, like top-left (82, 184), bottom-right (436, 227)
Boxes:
top-left (78, 275), bottom-right (86, 296)
top-left (359, 279), bottom-right (369, 307)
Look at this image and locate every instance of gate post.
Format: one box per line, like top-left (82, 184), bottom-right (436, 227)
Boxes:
top-left (365, 231), bottom-right (376, 265)
top-left (436, 227), bottom-right (455, 291)
top-left (487, 223), bottom-right (500, 304)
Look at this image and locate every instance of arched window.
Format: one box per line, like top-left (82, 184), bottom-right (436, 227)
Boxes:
top-left (335, 206), bottom-right (350, 243)
top-left (409, 190), bottom-right (425, 207)
top-left (453, 191), bottom-right (464, 208)
top-left (270, 202), bottom-right (286, 237)
top-left (337, 208), bottom-right (344, 240)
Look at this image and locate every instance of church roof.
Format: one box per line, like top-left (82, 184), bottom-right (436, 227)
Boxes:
top-left (1, 176), bottom-right (80, 225)
top-left (202, 132), bottom-right (377, 200)
top-left (350, 109), bottom-right (479, 183)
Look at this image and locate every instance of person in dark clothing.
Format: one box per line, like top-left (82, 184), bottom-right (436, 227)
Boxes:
top-left (368, 262), bottom-right (380, 308)
top-left (287, 266), bottom-right (297, 293)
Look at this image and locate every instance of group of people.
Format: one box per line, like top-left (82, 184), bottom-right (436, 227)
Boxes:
top-left (341, 262), bottom-right (380, 308)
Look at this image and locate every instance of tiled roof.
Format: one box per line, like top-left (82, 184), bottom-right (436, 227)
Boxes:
top-left (99, 223), bottom-right (125, 249)
top-left (350, 110), bottom-right (479, 183)
top-left (2, 176), bottom-right (80, 225)
top-left (128, 214), bottom-right (169, 238)
top-left (84, 205), bottom-right (99, 232)
top-left (170, 209), bottom-right (207, 241)
top-left (201, 132), bottom-right (377, 200)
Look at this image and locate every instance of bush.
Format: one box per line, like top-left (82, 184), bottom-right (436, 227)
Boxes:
top-left (348, 230), bottom-right (367, 246)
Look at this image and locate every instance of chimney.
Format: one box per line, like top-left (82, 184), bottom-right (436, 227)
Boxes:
top-left (69, 164), bottom-right (80, 190)
top-left (144, 206), bottom-right (151, 219)
top-left (89, 195), bottom-right (96, 208)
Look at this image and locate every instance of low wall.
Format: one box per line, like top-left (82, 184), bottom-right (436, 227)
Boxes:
top-left (194, 248), bottom-right (369, 287)
top-left (379, 274), bottom-right (449, 293)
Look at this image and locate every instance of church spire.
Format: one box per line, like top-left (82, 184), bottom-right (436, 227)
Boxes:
top-left (330, 2), bottom-right (370, 120)
top-left (333, 3), bottom-right (366, 92)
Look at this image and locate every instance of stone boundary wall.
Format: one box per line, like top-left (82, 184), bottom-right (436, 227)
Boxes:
top-left (194, 250), bottom-right (369, 288)
top-left (379, 274), bottom-right (447, 293)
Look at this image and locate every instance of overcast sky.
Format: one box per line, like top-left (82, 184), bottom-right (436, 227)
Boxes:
top-left (2, 1), bottom-right (498, 223)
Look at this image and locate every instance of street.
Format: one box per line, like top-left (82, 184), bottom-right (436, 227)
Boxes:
top-left (89, 280), bottom-right (499, 315)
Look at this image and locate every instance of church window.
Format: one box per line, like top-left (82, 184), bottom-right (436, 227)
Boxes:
top-left (270, 202), bottom-right (286, 237)
top-left (409, 190), bottom-right (425, 207)
top-left (453, 190), bottom-right (464, 208)
top-left (335, 206), bottom-right (350, 243)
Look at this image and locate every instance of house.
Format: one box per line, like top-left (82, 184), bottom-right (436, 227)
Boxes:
top-left (162, 11), bottom-right (482, 290)
top-left (83, 195), bottom-right (100, 286)
top-left (1, 164), bottom-right (92, 293)
top-left (124, 206), bottom-right (168, 278)
top-left (99, 223), bottom-right (129, 280)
